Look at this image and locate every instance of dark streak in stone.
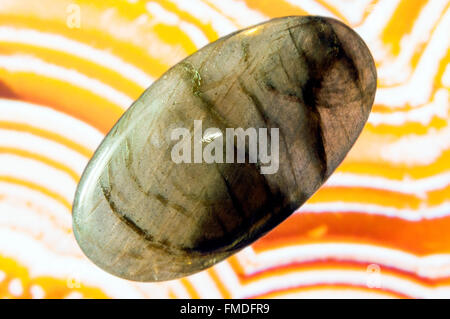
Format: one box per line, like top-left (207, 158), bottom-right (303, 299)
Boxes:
top-left (278, 52), bottom-right (293, 83)
top-left (86, 197), bottom-right (103, 218)
top-left (241, 40), bottom-right (250, 63)
top-left (182, 59), bottom-right (233, 130)
top-left (101, 171), bottom-right (202, 257)
top-left (124, 138), bottom-right (190, 217)
top-left (217, 168), bottom-right (247, 221)
top-left (72, 16), bottom-right (377, 282)
top-left (101, 182), bottom-right (154, 243)
top-left (197, 93), bottom-right (233, 129)
top-left (287, 23), bottom-right (331, 180)
top-left (324, 21), bottom-right (362, 93)
top-left (238, 79), bottom-right (270, 128)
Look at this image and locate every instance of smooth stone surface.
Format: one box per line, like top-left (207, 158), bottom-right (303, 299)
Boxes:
top-left (72, 16), bottom-right (377, 282)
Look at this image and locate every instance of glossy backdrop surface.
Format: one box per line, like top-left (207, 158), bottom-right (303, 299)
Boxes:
top-left (0, 0), bottom-right (449, 298)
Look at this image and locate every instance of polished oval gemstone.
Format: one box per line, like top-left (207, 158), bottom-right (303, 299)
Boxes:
top-left (72, 16), bottom-right (377, 282)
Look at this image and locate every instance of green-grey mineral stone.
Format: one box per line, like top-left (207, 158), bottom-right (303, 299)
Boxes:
top-left (72, 16), bottom-right (377, 282)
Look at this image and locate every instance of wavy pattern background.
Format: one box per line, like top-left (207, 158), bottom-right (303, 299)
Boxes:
top-left (0, 0), bottom-right (449, 298)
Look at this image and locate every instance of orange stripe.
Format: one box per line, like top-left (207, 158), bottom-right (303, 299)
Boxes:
top-left (0, 14), bottom-right (171, 79)
top-left (0, 175), bottom-right (72, 210)
top-left (435, 47), bottom-right (450, 85)
top-left (341, 145), bottom-right (450, 180)
top-left (428, 185), bottom-right (450, 206)
top-left (156, 0), bottom-right (220, 42)
top-left (152, 23), bottom-right (198, 54)
top-left (207, 268), bottom-right (231, 298)
top-left (374, 46), bottom-right (448, 95)
top-left (0, 42), bottom-right (146, 99)
top-left (253, 284), bottom-right (411, 299)
top-left (228, 256), bottom-right (245, 276)
top-left (381, 0), bottom-right (429, 55)
top-left (0, 147), bottom-right (80, 182)
top-left (235, 260), bottom-right (450, 287)
top-left (168, 290), bottom-right (178, 299)
top-left (366, 117), bottom-right (448, 137)
top-left (253, 213), bottom-right (450, 255)
top-left (242, 0), bottom-right (308, 18)
top-left (0, 254), bottom-right (109, 298)
top-left (310, 185), bottom-right (450, 209)
top-left (315, 0), bottom-right (350, 25)
top-left (337, 159), bottom-right (449, 181)
top-left (375, 13), bottom-right (449, 93)
top-left (0, 121), bottom-right (93, 158)
top-left (202, 0), bottom-right (243, 28)
top-left (310, 186), bottom-right (422, 209)
top-left (180, 278), bottom-right (201, 299)
top-left (0, 70), bottom-right (125, 134)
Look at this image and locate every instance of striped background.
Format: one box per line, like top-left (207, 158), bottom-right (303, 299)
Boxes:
top-left (0, 0), bottom-right (449, 298)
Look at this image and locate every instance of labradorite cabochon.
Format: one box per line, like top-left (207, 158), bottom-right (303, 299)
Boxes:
top-left (72, 16), bottom-right (376, 282)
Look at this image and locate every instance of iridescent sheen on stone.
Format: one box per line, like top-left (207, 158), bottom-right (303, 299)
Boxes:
top-left (72, 16), bottom-right (377, 282)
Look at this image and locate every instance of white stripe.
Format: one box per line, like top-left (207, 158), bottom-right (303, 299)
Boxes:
top-left (272, 288), bottom-right (394, 298)
top-left (0, 227), bottom-right (162, 298)
top-left (212, 260), bottom-right (242, 298)
top-left (374, 7), bottom-right (450, 107)
top-left (237, 268), bottom-right (450, 299)
top-left (0, 202), bottom-right (74, 254)
top-left (0, 98), bottom-right (103, 152)
top-left (284, 0), bottom-right (338, 18)
top-left (0, 27), bottom-right (154, 88)
top-left (179, 22), bottom-right (210, 48)
top-left (325, 0), bottom-right (373, 25)
top-left (187, 272), bottom-right (222, 298)
top-left (376, 0), bottom-right (449, 86)
top-left (325, 171), bottom-right (450, 198)
top-left (380, 124), bottom-right (450, 166)
top-left (146, 2), bottom-right (210, 48)
top-left (203, 0), bottom-right (268, 27)
top-left (0, 129), bottom-right (89, 177)
top-left (0, 154), bottom-right (76, 203)
top-left (168, 0), bottom-right (237, 36)
top-left (296, 202), bottom-right (450, 221)
top-left (0, 55), bottom-right (134, 108)
top-left (166, 281), bottom-right (192, 298)
top-left (355, 0), bottom-right (401, 41)
top-left (368, 89), bottom-right (448, 126)
top-left (0, 182), bottom-right (71, 225)
top-left (146, 2), bottom-right (179, 25)
top-left (248, 244), bottom-right (450, 279)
